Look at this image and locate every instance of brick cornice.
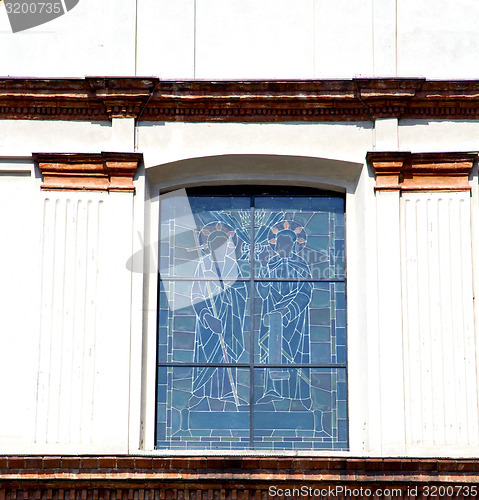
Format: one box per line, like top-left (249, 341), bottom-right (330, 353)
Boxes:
top-left (367, 151), bottom-right (477, 192)
top-left (0, 456), bottom-right (477, 500)
top-left (34, 152), bottom-right (143, 192)
top-left (0, 456), bottom-right (478, 483)
top-left (6, 78), bottom-right (479, 122)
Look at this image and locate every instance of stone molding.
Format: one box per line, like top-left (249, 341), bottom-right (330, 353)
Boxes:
top-left (34, 153), bottom-right (143, 192)
top-left (0, 456), bottom-right (477, 499)
top-left (367, 151), bottom-right (477, 192)
top-left (6, 78), bottom-right (479, 122)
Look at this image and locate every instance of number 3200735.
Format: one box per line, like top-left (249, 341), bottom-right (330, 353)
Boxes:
top-left (5, 2), bottom-right (62, 14)
top-left (423, 485), bottom-right (478, 497)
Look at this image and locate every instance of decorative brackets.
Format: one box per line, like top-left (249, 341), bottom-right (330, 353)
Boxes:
top-left (367, 151), bottom-right (478, 192)
top-left (9, 78), bottom-right (479, 122)
top-left (34, 152), bottom-right (143, 192)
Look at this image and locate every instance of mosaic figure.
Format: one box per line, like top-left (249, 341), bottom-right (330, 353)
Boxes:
top-left (190, 222), bottom-right (248, 408)
top-left (256, 220), bottom-right (313, 408)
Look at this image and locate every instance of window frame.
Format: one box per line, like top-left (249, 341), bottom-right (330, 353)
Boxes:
top-left (139, 154), bottom-right (366, 456)
top-left (153, 186), bottom-right (349, 451)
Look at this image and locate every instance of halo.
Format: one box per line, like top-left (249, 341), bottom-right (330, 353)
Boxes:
top-left (267, 220), bottom-right (307, 249)
top-left (199, 221), bottom-right (237, 249)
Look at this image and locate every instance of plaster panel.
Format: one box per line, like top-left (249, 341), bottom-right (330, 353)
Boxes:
top-left (314, 0), bottom-right (374, 78)
top-left (398, 120), bottom-right (479, 152)
top-left (194, 0), bottom-right (314, 79)
top-left (0, 0), bottom-right (136, 77)
top-left (0, 173), bottom-right (40, 450)
top-left (35, 195), bottom-right (105, 447)
top-left (401, 192), bottom-right (479, 454)
top-left (397, 0), bottom-right (479, 78)
top-left (136, 0), bottom-right (195, 78)
top-left (31, 191), bottom-right (134, 453)
top-left (138, 121), bottom-right (373, 173)
top-left (0, 120), bottom-right (112, 156)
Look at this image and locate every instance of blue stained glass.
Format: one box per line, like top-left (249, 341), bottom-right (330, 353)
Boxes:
top-left (156, 190), bottom-right (347, 451)
top-left (160, 193), bottom-right (250, 279)
top-left (253, 368), bottom-right (347, 450)
top-left (156, 367), bottom-right (250, 450)
top-left (253, 200), bottom-right (345, 279)
top-left (158, 280), bottom-right (251, 367)
top-left (255, 282), bottom-right (346, 365)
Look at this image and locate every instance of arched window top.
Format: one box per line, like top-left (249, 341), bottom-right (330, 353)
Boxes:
top-left (146, 154), bottom-right (362, 193)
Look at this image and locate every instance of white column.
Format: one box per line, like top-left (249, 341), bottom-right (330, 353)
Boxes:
top-left (376, 189), bottom-right (406, 454)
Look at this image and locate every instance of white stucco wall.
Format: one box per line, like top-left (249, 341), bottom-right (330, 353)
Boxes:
top-left (0, 120), bottom-right (112, 155)
top-left (137, 121), bottom-right (373, 172)
top-left (397, 0), bottom-right (479, 78)
top-left (2, 0), bottom-right (479, 450)
top-left (0, 168), bottom-right (41, 450)
top-left (2, 0), bottom-right (479, 79)
top-left (0, 0), bottom-right (136, 77)
top-left (0, 165), bottom-right (137, 454)
top-left (2, 115), bottom-right (479, 455)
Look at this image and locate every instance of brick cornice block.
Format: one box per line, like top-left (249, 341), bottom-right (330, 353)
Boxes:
top-left (367, 151), bottom-right (477, 192)
top-left (34, 152), bottom-right (143, 192)
top-left (7, 78), bottom-right (479, 122)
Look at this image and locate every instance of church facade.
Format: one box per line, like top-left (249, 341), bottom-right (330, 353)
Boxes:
top-left (1, 0), bottom-right (479, 497)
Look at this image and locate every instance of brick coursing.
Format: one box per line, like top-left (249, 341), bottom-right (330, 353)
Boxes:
top-left (0, 456), bottom-right (478, 499)
top-left (5, 78), bottom-right (479, 122)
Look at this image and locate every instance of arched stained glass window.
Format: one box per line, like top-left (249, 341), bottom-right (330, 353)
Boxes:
top-left (156, 187), bottom-right (348, 450)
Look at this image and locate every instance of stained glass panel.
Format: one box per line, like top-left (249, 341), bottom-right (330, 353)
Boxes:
top-left (254, 197), bottom-right (345, 279)
top-left (156, 366), bottom-right (250, 450)
top-left (158, 280), bottom-right (251, 364)
top-left (160, 193), bottom-right (251, 278)
top-left (254, 282), bottom-right (346, 364)
top-left (253, 368), bottom-right (348, 450)
top-left (156, 188), bottom-right (348, 451)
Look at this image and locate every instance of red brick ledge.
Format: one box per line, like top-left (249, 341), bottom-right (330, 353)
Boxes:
top-left (0, 457), bottom-right (478, 483)
top-left (0, 458), bottom-right (478, 500)
top-left (367, 151), bottom-right (477, 192)
top-left (33, 153), bottom-right (143, 192)
top-left (6, 78), bottom-right (479, 122)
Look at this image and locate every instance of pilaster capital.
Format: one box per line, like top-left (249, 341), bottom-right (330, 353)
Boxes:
top-left (34, 152), bottom-right (143, 193)
top-left (367, 151), bottom-right (477, 192)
